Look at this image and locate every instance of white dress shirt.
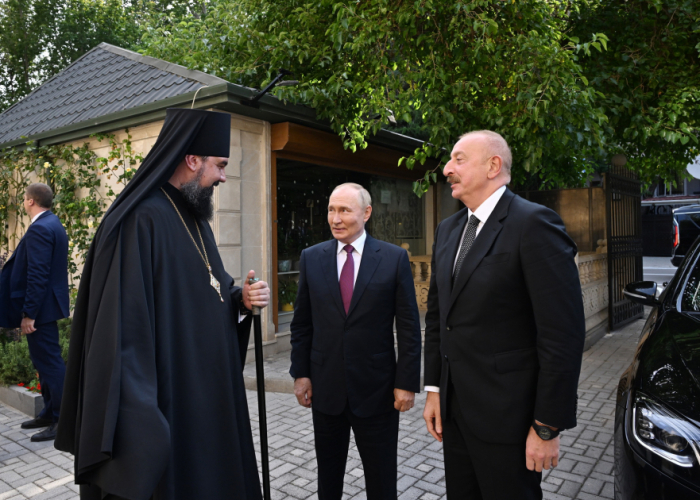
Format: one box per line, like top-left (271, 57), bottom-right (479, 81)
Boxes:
top-left (336, 230), bottom-right (367, 285)
top-left (31, 210), bottom-right (47, 224)
top-left (427, 186), bottom-right (507, 393)
top-left (452, 186), bottom-right (506, 271)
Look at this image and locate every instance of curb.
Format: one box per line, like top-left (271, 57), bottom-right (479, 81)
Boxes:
top-left (0, 385), bottom-right (44, 417)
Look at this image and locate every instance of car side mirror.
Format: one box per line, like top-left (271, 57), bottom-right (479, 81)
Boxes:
top-left (624, 281), bottom-right (660, 306)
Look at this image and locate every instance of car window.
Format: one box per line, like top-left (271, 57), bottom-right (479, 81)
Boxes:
top-left (679, 214), bottom-right (700, 230)
top-left (681, 256), bottom-right (700, 311)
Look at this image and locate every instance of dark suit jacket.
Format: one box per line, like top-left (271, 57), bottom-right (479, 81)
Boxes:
top-left (289, 233), bottom-right (422, 418)
top-left (424, 189), bottom-right (585, 444)
top-left (0, 211), bottom-right (70, 328)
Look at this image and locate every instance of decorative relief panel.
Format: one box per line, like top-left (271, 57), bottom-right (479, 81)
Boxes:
top-left (582, 282), bottom-right (609, 319)
top-left (415, 283), bottom-right (429, 311)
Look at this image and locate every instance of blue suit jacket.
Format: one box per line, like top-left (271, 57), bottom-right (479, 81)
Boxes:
top-left (0, 211), bottom-right (70, 328)
top-left (289, 233), bottom-right (422, 418)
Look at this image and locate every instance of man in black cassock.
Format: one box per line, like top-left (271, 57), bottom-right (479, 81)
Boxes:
top-left (55, 108), bottom-right (270, 500)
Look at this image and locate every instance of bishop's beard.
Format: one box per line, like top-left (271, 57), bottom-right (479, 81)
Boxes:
top-left (180, 173), bottom-right (216, 221)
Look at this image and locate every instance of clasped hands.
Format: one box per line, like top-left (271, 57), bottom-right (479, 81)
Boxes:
top-left (423, 392), bottom-right (559, 471)
top-left (293, 377), bottom-right (415, 413)
top-left (242, 270), bottom-right (270, 310)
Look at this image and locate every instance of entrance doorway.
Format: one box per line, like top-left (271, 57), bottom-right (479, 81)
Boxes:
top-left (274, 158), bottom-right (427, 331)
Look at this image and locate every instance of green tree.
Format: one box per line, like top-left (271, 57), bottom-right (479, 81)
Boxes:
top-left (572, 0), bottom-right (700, 186)
top-left (140, 0), bottom-right (700, 191)
top-left (0, 0), bottom-right (140, 111)
top-left (142, 0), bottom-right (612, 192)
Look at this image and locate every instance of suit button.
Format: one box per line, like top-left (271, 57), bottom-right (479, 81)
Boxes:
top-left (446, 326), bottom-right (451, 331)
top-left (444, 354), bottom-right (448, 360)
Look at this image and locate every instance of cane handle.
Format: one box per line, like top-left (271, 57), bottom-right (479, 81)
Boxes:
top-left (248, 277), bottom-right (261, 316)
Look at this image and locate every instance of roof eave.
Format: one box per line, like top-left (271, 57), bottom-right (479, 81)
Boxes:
top-left (0, 82), bottom-right (425, 155)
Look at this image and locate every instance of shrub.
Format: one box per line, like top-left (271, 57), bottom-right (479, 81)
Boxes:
top-left (0, 337), bottom-right (36, 386)
top-left (58, 317), bottom-right (71, 363)
top-left (0, 317), bottom-right (71, 386)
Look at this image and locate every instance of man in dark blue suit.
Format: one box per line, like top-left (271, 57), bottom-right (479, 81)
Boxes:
top-left (290, 182), bottom-right (422, 499)
top-left (0, 183), bottom-right (69, 441)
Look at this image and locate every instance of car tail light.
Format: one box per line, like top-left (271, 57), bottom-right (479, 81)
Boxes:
top-left (631, 393), bottom-right (700, 468)
top-left (674, 224), bottom-right (680, 248)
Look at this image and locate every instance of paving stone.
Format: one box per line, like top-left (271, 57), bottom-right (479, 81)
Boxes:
top-left (0, 314), bottom-right (646, 499)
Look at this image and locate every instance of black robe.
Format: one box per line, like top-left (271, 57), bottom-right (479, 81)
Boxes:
top-left (58, 182), bottom-right (261, 499)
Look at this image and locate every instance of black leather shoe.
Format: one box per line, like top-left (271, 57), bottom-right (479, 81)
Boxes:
top-left (21, 416), bottom-right (53, 429)
top-left (30, 423), bottom-right (57, 442)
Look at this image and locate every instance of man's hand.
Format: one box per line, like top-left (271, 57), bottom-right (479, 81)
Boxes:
top-left (243, 270), bottom-right (270, 310)
top-left (423, 391), bottom-right (443, 442)
top-left (525, 426), bottom-right (560, 472)
top-left (294, 377), bottom-right (313, 408)
top-left (20, 317), bottom-right (36, 335)
top-left (394, 389), bottom-right (415, 412)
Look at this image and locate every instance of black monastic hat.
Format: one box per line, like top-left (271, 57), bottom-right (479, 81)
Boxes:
top-left (167, 108), bottom-right (231, 158)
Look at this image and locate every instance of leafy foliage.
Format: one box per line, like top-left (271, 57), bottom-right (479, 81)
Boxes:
top-left (0, 318), bottom-right (71, 386)
top-left (0, 0), bottom-right (215, 112)
top-left (572, 0), bottom-right (700, 186)
top-left (0, 133), bottom-right (141, 286)
top-left (0, 333), bottom-right (36, 386)
top-left (140, 0), bottom-right (700, 192)
top-left (141, 0), bottom-right (611, 193)
top-left (0, 0), bottom-right (141, 111)
top-left (278, 278), bottom-right (298, 306)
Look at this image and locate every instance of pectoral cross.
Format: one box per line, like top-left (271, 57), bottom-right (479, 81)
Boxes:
top-left (208, 265), bottom-right (224, 302)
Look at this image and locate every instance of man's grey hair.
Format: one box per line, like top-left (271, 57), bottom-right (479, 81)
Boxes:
top-left (459, 130), bottom-right (513, 175)
top-left (331, 183), bottom-right (372, 208)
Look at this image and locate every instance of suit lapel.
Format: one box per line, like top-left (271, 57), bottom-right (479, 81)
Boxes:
top-left (448, 190), bottom-right (514, 312)
top-left (321, 239), bottom-right (346, 317)
top-left (347, 234), bottom-right (381, 317)
top-left (437, 208), bottom-right (469, 296)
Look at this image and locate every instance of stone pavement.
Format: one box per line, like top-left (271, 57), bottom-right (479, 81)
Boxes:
top-left (643, 256), bottom-right (677, 286)
top-left (0, 315), bottom-right (644, 499)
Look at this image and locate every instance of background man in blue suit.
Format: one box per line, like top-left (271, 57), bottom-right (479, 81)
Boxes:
top-left (0, 183), bottom-right (69, 441)
top-left (290, 182), bottom-right (422, 499)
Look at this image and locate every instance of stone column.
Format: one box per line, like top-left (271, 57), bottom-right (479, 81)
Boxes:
top-left (214, 113), bottom-right (274, 360)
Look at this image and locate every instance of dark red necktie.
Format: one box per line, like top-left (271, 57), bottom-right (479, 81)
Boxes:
top-left (339, 244), bottom-right (355, 314)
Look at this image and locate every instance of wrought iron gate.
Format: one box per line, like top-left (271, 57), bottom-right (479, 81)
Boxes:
top-left (606, 167), bottom-right (644, 330)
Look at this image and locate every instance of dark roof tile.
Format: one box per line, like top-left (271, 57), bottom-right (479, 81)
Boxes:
top-left (0, 43), bottom-right (226, 145)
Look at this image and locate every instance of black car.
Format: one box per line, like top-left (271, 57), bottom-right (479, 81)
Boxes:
top-left (672, 205), bottom-right (700, 267)
top-left (615, 239), bottom-right (700, 499)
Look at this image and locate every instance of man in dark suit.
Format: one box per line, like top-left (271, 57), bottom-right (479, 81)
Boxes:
top-left (422, 131), bottom-right (585, 499)
top-left (0, 183), bottom-right (69, 442)
top-left (290, 182), bottom-right (422, 499)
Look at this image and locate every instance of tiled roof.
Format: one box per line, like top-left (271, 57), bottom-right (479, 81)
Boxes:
top-left (0, 43), bottom-right (227, 145)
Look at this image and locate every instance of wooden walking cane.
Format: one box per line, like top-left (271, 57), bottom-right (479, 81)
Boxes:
top-left (249, 277), bottom-right (271, 500)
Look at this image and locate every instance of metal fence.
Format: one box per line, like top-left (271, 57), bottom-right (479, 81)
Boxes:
top-left (606, 168), bottom-right (644, 330)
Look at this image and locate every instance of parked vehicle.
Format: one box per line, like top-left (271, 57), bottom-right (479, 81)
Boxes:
top-left (672, 205), bottom-right (700, 266)
top-left (615, 237), bottom-right (700, 499)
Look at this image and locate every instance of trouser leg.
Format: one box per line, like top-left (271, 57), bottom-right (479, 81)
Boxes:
top-left (443, 383), bottom-right (542, 500)
top-left (25, 321), bottom-right (65, 421)
top-left (313, 408), bottom-right (351, 500)
top-left (443, 383), bottom-right (483, 500)
top-left (349, 407), bottom-right (399, 500)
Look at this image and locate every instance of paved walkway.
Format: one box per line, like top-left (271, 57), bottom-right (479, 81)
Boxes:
top-left (0, 315), bottom-right (644, 499)
top-left (643, 256), bottom-right (677, 285)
